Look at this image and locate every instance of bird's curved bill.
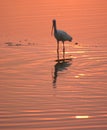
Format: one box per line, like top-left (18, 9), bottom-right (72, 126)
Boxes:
top-left (51, 25), bottom-right (54, 36)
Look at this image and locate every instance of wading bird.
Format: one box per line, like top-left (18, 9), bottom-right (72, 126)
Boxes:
top-left (51, 19), bottom-right (73, 60)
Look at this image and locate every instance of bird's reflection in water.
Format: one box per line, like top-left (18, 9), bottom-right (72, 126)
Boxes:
top-left (53, 58), bottom-right (72, 87)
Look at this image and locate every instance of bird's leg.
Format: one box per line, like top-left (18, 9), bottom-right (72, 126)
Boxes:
top-left (63, 42), bottom-right (65, 60)
top-left (57, 41), bottom-right (59, 61)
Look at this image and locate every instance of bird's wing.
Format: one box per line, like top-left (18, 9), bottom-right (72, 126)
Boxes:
top-left (57, 30), bottom-right (72, 41)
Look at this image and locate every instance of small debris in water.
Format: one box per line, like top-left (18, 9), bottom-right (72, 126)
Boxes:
top-left (5, 40), bottom-right (36, 46)
top-left (75, 42), bottom-right (79, 45)
top-left (5, 42), bottom-right (13, 46)
top-left (16, 43), bottom-right (21, 46)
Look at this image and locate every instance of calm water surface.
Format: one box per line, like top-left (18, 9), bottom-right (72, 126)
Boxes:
top-left (0, 0), bottom-right (107, 130)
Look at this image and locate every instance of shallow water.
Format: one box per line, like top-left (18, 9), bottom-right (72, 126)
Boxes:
top-left (0, 0), bottom-right (107, 130)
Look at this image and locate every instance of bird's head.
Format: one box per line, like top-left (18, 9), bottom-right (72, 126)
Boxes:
top-left (51, 19), bottom-right (56, 36)
top-left (53, 19), bottom-right (56, 26)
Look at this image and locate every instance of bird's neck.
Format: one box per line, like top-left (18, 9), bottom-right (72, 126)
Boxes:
top-left (54, 24), bottom-right (57, 33)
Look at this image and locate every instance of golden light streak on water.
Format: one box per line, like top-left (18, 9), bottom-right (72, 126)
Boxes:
top-left (75, 115), bottom-right (90, 119)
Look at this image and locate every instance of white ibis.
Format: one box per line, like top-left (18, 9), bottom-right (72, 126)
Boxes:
top-left (51, 19), bottom-right (73, 60)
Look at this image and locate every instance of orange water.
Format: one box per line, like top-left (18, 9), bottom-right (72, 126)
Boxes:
top-left (0, 0), bottom-right (107, 130)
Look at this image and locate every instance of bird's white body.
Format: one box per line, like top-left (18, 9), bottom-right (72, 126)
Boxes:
top-left (54, 29), bottom-right (72, 42)
top-left (52, 19), bottom-right (73, 60)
